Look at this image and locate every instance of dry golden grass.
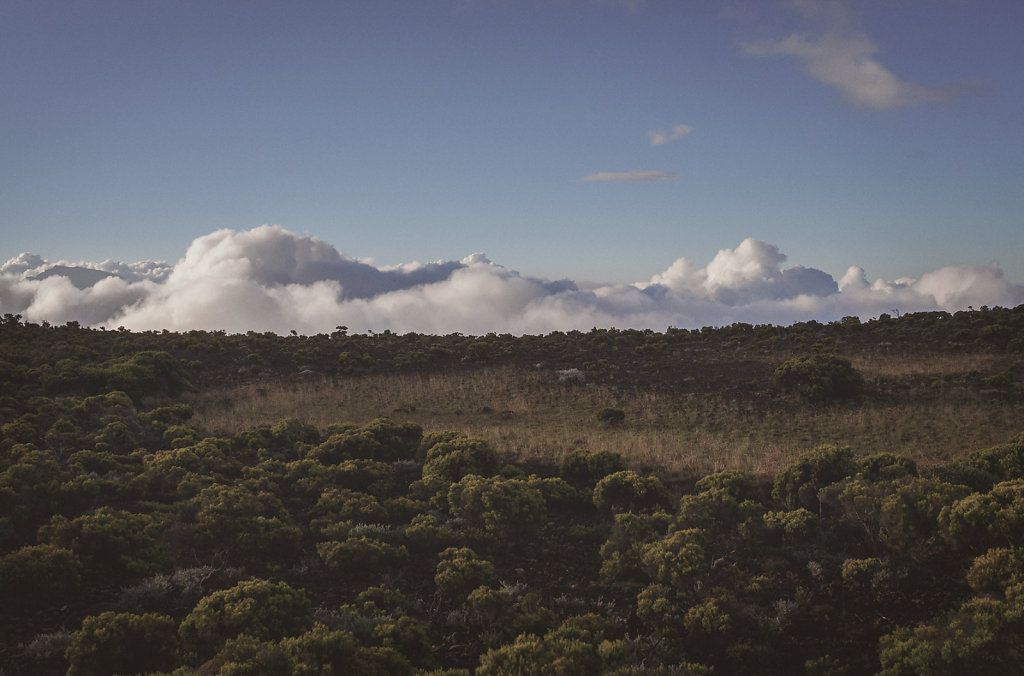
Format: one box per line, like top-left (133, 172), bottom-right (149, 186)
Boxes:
top-left (187, 364), bottom-right (1024, 476)
top-left (849, 352), bottom-right (1005, 378)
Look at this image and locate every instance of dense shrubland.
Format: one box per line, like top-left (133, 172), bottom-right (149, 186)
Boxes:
top-left (1, 308), bottom-right (1023, 673)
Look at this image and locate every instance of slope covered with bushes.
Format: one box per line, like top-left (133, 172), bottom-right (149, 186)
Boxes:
top-left (1, 308), bottom-right (1023, 673)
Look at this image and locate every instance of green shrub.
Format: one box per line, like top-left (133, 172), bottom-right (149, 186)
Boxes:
top-left (98, 350), bottom-right (190, 399)
top-left (762, 508), bottom-right (818, 543)
top-left (179, 579), bottom-right (312, 657)
top-left (317, 536), bottom-right (410, 573)
top-left (434, 547), bottom-right (498, 597)
top-left (641, 528), bottom-right (708, 588)
top-left (959, 433), bottom-right (1024, 482)
top-left (595, 407), bottom-right (626, 427)
top-left (599, 511), bottom-right (674, 580)
top-left (526, 475), bottom-right (590, 510)
top-left (423, 435), bottom-right (502, 482)
top-left (0, 544), bottom-right (81, 606)
top-left (860, 453), bottom-right (918, 482)
top-left (930, 463), bottom-right (997, 492)
top-left (359, 417), bottom-right (423, 461)
top-left (312, 488), bottom-right (388, 527)
top-left (940, 479), bottom-right (1024, 551)
top-left (879, 596), bottom-right (1024, 675)
top-left (840, 557), bottom-right (885, 586)
top-left (879, 477), bottom-right (971, 557)
top-left (593, 470), bottom-right (672, 513)
top-left (66, 611), bottom-right (178, 676)
top-left (677, 488), bottom-right (765, 532)
top-left (0, 447), bottom-right (63, 537)
top-left (966, 547), bottom-right (1024, 595)
top-left (404, 513), bottom-right (459, 552)
top-left (373, 615), bottom-right (436, 670)
top-left (772, 444), bottom-right (858, 511)
top-left (309, 431), bottom-right (386, 464)
top-left (559, 449), bottom-right (627, 489)
top-left (189, 483), bottom-right (301, 562)
top-left (281, 623), bottom-right (414, 675)
top-left (201, 634), bottom-right (291, 675)
top-left (476, 614), bottom-right (628, 675)
top-left (447, 474), bottom-right (545, 534)
top-left (774, 353), bottom-right (863, 403)
top-left (694, 469), bottom-right (766, 503)
top-left (333, 459), bottom-right (397, 496)
top-left (38, 507), bottom-right (168, 575)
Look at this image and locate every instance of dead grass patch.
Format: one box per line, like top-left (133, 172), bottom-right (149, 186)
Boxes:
top-left (188, 365), bottom-right (1024, 476)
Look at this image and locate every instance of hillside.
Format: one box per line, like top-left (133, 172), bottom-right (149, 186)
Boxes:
top-left (1, 307), bottom-right (1023, 674)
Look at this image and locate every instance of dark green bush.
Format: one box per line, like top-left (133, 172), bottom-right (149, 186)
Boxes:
top-left (66, 611), bottom-right (178, 676)
top-left (967, 547), bottom-right (1024, 595)
top-left (958, 433), bottom-right (1024, 482)
top-left (189, 483), bottom-right (301, 561)
top-left (878, 476), bottom-right (971, 558)
top-left (677, 487), bottom-right (765, 532)
top-left (312, 488), bottom-right (387, 527)
top-left (434, 547), bottom-right (498, 597)
top-left (694, 469), bottom-right (765, 503)
top-left (317, 536), bottom-right (410, 573)
top-left (774, 353), bottom-right (864, 403)
top-left (879, 596), bottom-right (1024, 675)
top-left (403, 513), bottom-right (459, 552)
top-left (860, 453), bottom-right (918, 482)
top-left (599, 511), bottom-right (674, 580)
top-left (560, 449), bottom-right (627, 489)
top-left (641, 528), bottom-right (708, 588)
top-left (422, 435), bottom-right (502, 482)
top-left (772, 444), bottom-right (858, 511)
top-left (38, 507), bottom-right (168, 575)
top-left (309, 431), bottom-right (387, 465)
top-left (940, 479), bottom-right (1024, 551)
top-left (447, 474), bottom-right (545, 534)
top-left (476, 614), bottom-right (628, 675)
top-left (179, 579), bottom-right (312, 658)
top-left (593, 470), bottom-right (673, 513)
top-left (201, 634), bottom-right (291, 675)
top-left (96, 351), bottom-right (190, 399)
top-left (526, 475), bottom-right (590, 510)
top-left (0, 544), bottom-right (81, 607)
top-left (596, 407), bottom-right (626, 427)
top-left (282, 623), bottom-right (414, 675)
top-left (359, 417), bottom-right (423, 460)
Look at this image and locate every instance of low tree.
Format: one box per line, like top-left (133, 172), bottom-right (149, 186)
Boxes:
top-left (66, 611), bottom-right (178, 676)
top-left (774, 353), bottom-right (864, 403)
top-left (179, 579), bottom-right (312, 658)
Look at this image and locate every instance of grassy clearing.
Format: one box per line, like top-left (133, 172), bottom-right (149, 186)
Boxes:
top-left (188, 363), bottom-right (1024, 476)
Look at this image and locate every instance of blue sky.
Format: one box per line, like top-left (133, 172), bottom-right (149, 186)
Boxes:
top-left (3, 0), bottom-right (1023, 288)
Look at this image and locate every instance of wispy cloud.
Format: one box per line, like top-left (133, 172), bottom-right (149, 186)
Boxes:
top-left (2, 227), bottom-right (1021, 335)
top-left (742, 1), bottom-right (972, 109)
top-left (575, 170), bottom-right (682, 183)
top-left (648, 124), bottom-right (693, 146)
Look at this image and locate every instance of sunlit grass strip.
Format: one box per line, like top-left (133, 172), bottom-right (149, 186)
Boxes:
top-left (188, 366), bottom-right (1024, 476)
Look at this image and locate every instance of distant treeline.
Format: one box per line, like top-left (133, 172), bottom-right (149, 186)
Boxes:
top-left (3, 305), bottom-right (1022, 399)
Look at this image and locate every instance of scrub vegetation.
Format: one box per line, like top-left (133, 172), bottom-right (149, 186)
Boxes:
top-left (1, 306), bottom-right (1023, 674)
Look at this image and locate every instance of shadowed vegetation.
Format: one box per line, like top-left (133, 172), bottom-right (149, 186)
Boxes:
top-left (1, 307), bottom-right (1023, 673)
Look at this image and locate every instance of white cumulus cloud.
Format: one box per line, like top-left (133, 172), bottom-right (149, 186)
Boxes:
top-left (1, 227), bottom-right (1021, 335)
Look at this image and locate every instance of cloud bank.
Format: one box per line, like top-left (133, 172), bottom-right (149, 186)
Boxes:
top-left (2, 225), bottom-right (1021, 335)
